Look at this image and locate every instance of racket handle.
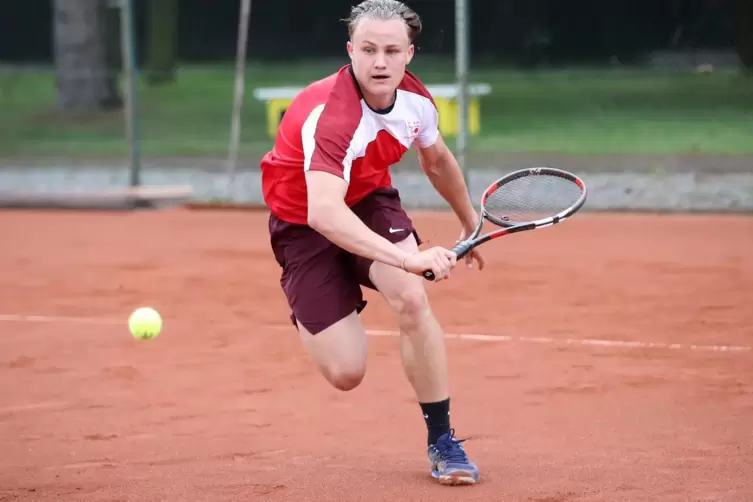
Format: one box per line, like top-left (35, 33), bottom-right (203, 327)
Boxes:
top-left (451, 240), bottom-right (474, 260)
top-left (422, 241), bottom-right (474, 281)
top-left (422, 270), bottom-right (437, 281)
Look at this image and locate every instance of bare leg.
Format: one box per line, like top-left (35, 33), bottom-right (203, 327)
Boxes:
top-left (368, 233), bottom-right (479, 485)
top-left (368, 233), bottom-right (448, 403)
top-left (297, 310), bottom-right (368, 392)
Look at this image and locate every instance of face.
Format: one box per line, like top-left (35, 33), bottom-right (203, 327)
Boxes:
top-left (347, 18), bottom-right (414, 107)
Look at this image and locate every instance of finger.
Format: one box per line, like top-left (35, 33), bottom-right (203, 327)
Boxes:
top-left (442, 250), bottom-right (458, 268)
top-left (430, 262), bottom-right (445, 282)
top-left (435, 256), bottom-right (451, 279)
top-left (434, 267), bottom-right (446, 282)
top-left (434, 256), bottom-right (449, 276)
top-left (434, 250), bottom-right (452, 267)
top-left (475, 252), bottom-right (486, 270)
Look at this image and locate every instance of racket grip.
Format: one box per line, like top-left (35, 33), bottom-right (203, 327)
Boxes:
top-left (451, 240), bottom-right (474, 260)
top-left (422, 241), bottom-right (474, 281)
top-left (422, 270), bottom-right (436, 281)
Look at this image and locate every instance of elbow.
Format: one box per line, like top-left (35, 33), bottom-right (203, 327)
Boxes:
top-left (422, 158), bottom-right (450, 182)
top-left (420, 151), bottom-right (450, 179)
top-left (307, 207), bottom-right (323, 232)
top-left (422, 161), bottom-right (443, 179)
top-left (307, 203), bottom-right (335, 234)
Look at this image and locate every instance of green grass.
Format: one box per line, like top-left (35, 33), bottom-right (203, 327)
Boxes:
top-left (1, 60), bottom-right (752, 159)
top-left (472, 68), bottom-right (753, 155)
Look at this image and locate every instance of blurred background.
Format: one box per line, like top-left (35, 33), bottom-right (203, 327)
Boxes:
top-left (0, 0), bottom-right (751, 210)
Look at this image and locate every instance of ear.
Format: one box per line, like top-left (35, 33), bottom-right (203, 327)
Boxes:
top-left (346, 41), bottom-right (355, 61)
top-left (406, 44), bottom-right (415, 64)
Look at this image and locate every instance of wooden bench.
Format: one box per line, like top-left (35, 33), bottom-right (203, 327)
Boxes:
top-left (252, 83), bottom-right (492, 138)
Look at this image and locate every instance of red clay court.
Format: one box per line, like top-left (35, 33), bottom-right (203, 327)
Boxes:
top-left (1, 209), bottom-right (751, 501)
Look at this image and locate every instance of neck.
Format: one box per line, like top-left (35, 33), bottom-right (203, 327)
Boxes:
top-left (362, 90), bottom-right (396, 111)
top-left (348, 64), bottom-right (396, 113)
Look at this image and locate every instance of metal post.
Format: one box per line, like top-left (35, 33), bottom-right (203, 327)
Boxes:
top-left (119, 0), bottom-right (141, 187)
top-left (226, 0), bottom-right (252, 200)
top-left (455, 0), bottom-right (470, 188)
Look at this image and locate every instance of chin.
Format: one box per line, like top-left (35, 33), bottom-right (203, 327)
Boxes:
top-left (368, 80), bottom-right (395, 93)
top-left (370, 88), bottom-right (396, 102)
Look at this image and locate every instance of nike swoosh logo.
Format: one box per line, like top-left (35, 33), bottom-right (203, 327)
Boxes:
top-left (389, 228), bottom-right (404, 233)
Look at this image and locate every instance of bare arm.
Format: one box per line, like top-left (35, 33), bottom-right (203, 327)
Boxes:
top-left (416, 134), bottom-right (478, 229)
top-left (306, 170), bottom-right (409, 268)
top-left (300, 101), bottom-right (456, 279)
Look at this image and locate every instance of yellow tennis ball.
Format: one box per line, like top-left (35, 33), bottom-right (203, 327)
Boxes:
top-left (128, 307), bottom-right (162, 340)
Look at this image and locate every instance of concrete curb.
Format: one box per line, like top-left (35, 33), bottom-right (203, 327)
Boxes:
top-left (1, 166), bottom-right (752, 213)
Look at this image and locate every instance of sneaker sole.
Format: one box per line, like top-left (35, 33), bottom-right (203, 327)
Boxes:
top-left (437, 470), bottom-right (478, 486)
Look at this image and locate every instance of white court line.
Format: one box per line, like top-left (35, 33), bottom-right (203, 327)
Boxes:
top-left (0, 313), bottom-right (750, 354)
top-left (366, 330), bottom-right (752, 353)
top-left (0, 314), bottom-right (123, 325)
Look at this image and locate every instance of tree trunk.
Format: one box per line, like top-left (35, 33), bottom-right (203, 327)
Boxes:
top-left (53, 0), bottom-right (122, 110)
top-left (146, 0), bottom-right (178, 85)
top-left (737, 0), bottom-right (753, 73)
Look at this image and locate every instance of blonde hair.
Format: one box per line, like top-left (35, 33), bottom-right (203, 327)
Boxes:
top-left (344, 0), bottom-right (422, 42)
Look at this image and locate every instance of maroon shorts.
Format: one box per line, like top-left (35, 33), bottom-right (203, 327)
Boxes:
top-left (269, 187), bottom-right (421, 335)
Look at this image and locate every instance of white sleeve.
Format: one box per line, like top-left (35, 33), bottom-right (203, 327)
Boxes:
top-left (415, 101), bottom-right (440, 149)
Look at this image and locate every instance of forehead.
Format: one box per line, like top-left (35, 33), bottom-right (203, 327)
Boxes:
top-left (352, 18), bottom-right (410, 45)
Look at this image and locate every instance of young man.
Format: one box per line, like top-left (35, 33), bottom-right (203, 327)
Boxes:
top-left (260, 0), bottom-right (484, 485)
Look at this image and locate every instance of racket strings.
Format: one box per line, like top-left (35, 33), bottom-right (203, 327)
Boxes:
top-left (483, 174), bottom-right (583, 223)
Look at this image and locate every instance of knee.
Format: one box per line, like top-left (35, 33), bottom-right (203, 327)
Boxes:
top-left (391, 288), bottom-right (429, 319)
top-left (326, 364), bottom-right (366, 392)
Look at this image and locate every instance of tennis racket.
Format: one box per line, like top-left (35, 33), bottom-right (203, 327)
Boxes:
top-left (423, 166), bottom-right (587, 281)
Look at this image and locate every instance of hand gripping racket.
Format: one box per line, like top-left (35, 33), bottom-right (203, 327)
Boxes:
top-left (423, 166), bottom-right (587, 281)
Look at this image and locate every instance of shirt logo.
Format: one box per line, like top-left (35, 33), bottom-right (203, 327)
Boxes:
top-left (406, 120), bottom-right (420, 142)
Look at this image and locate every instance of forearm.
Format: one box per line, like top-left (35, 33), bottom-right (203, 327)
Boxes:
top-left (422, 154), bottom-right (477, 227)
top-left (308, 202), bottom-right (409, 268)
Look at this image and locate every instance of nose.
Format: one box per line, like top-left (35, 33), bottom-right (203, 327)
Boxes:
top-left (373, 52), bottom-right (387, 69)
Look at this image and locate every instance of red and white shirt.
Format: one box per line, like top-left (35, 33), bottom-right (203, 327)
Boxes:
top-left (260, 64), bottom-right (439, 225)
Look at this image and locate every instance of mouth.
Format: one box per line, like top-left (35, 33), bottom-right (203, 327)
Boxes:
top-left (371, 75), bottom-right (390, 82)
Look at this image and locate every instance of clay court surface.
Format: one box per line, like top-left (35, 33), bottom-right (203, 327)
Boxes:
top-left (1, 209), bottom-right (751, 501)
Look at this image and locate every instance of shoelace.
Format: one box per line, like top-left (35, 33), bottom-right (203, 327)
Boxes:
top-left (433, 429), bottom-right (470, 463)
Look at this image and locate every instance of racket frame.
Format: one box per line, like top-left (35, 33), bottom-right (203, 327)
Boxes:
top-left (422, 166), bottom-right (587, 281)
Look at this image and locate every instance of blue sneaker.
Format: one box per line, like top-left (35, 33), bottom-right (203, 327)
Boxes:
top-left (427, 429), bottom-right (479, 485)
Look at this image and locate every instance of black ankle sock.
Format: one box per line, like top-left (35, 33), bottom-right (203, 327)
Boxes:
top-left (420, 398), bottom-right (451, 446)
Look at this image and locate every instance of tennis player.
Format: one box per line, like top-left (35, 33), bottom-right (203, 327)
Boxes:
top-left (260, 0), bottom-right (483, 485)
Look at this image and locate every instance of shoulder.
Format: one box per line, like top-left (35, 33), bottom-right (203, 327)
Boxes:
top-left (397, 69), bottom-right (436, 108)
top-left (302, 66), bottom-right (367, 171)
top-left (320, 66), bottom-right (365, 118)
top-left (282, 66), bottom-right (365, 144)
top-left (394, 70), bottom-right (440, 148)
top-left (287, 66), bottom-right (363, 117)
top-left (306, 66), bottom-right (365, 138)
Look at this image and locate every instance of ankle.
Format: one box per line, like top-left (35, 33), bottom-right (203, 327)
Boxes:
top-left (420, 398), bottom-right (451, 446)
